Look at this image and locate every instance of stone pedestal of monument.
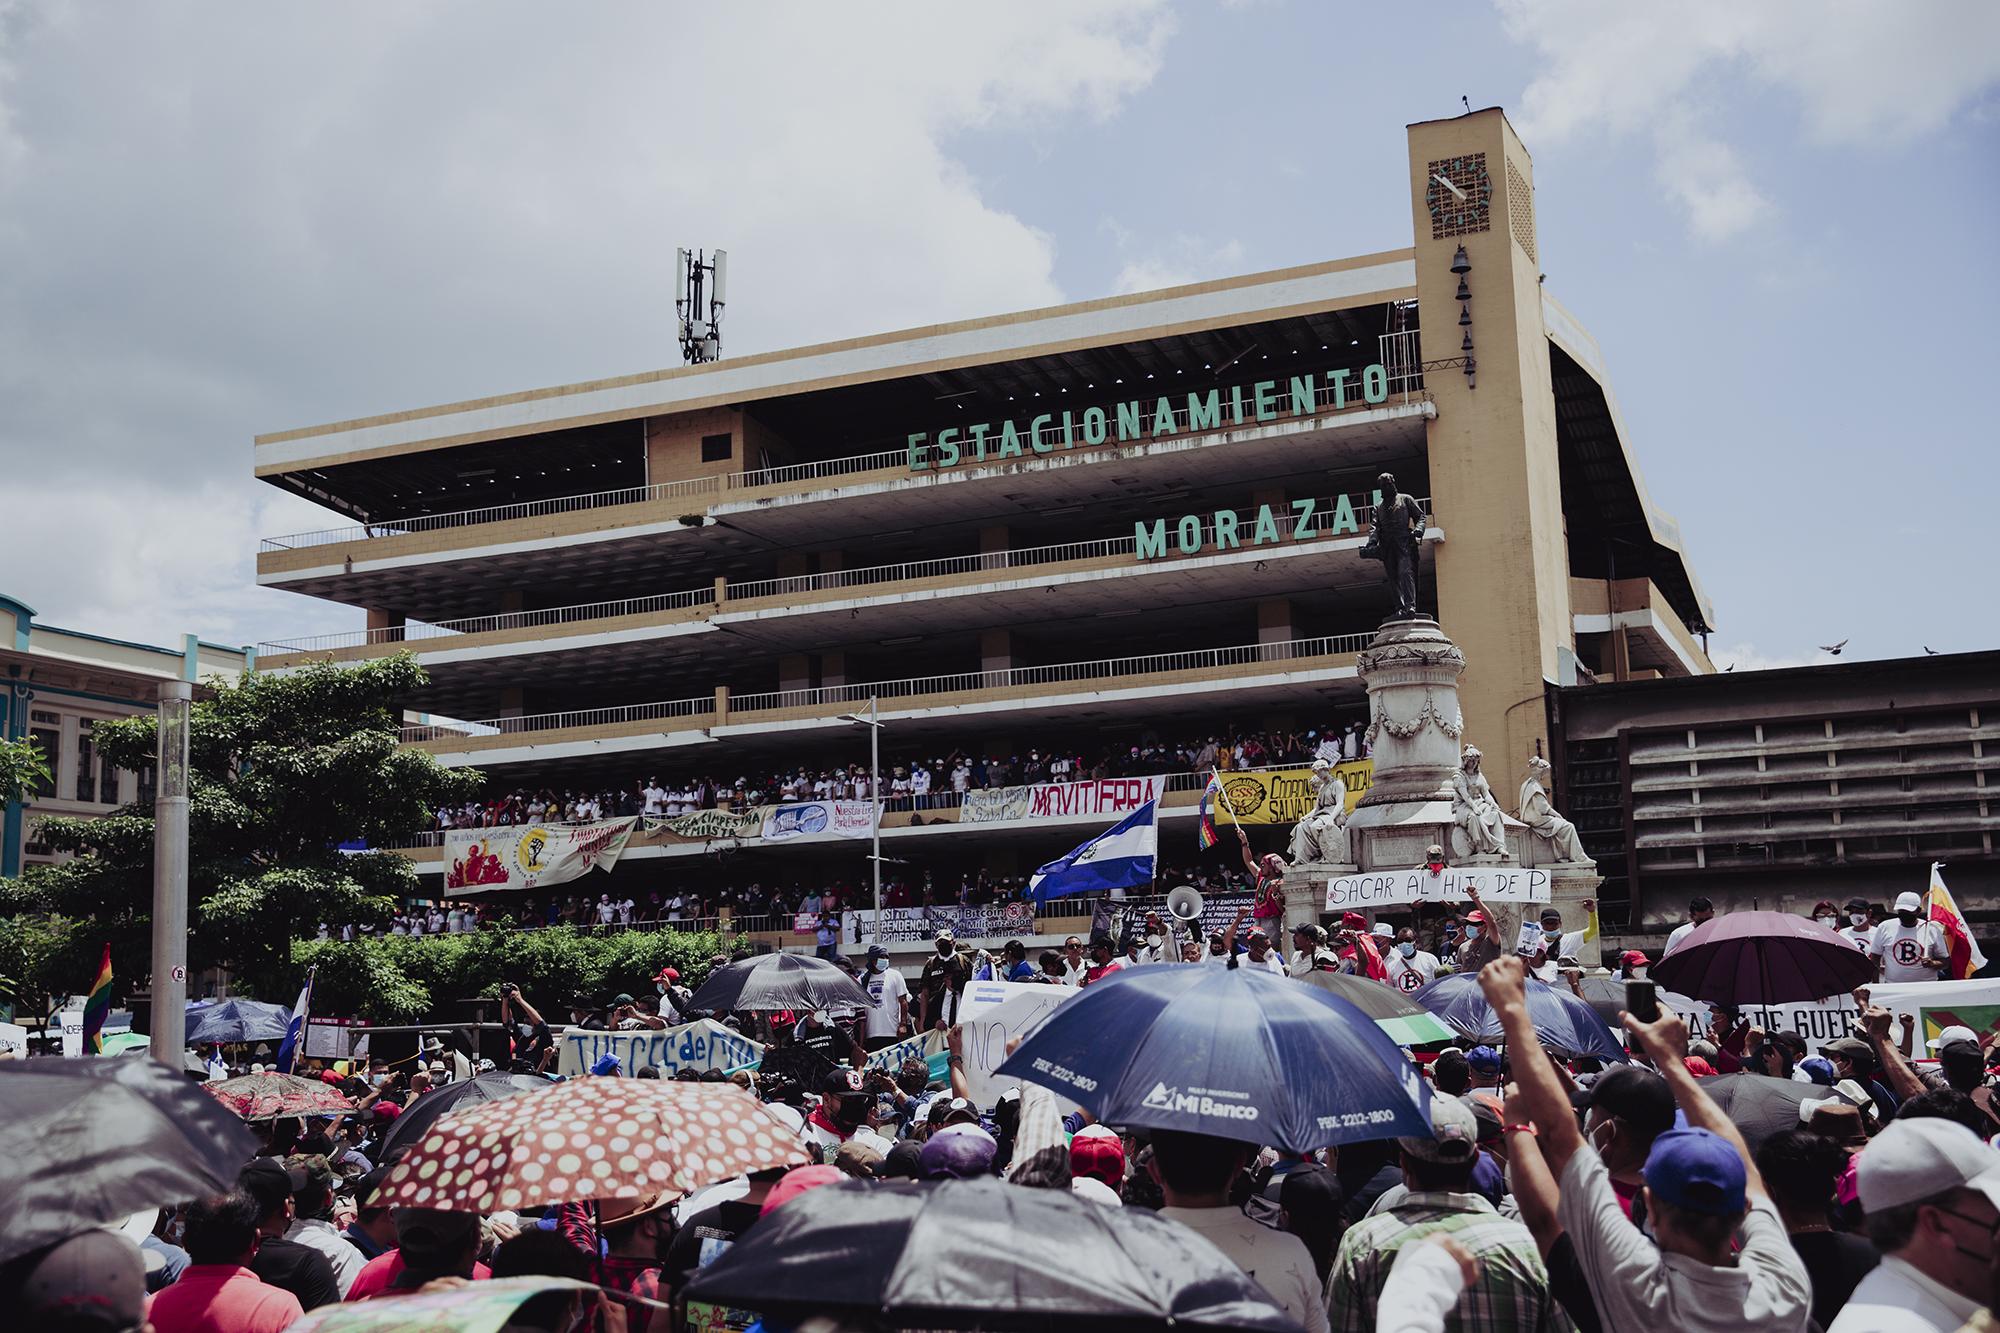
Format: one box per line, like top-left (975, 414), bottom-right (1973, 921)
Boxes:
top-left (1282, 865), bottom-right (1355, 933)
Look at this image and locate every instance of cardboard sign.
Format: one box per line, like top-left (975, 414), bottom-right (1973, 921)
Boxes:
top-left (557, 1019), bottom-right (764, 1078)
top-left (1326, 866), bottom-right (1551, 911)
top-left (0, 1022), bottom-right (28, 1057)
top-left (956, 980), bottom-right (1077, 1104)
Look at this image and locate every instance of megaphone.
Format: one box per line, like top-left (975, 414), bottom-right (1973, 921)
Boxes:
top-left (1165, 885), bottom-right (1204, 923)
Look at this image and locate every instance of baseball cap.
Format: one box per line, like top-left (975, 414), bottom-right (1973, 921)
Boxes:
top-left (821, 1067), bottom-right (865, 1098)
top-left (1399, 1093), bottom-right (1479, 1163)
top-left (1895, 891), bottom-right (1924, 913)
top-left (394, 1206), bottom-right (482, 1263)
top-left (1583, 1065), bottom-right (1677, 1137)
top-left (1070, 1175), bottom-right (1123, 1206)
top-left (1466, 1046), bottom-right (1502, 1074)
top-left (1070, 1124), bottom-right (1126, 1190)
top-left (1644, 1128), bottom-right (1747, 1216)
top-left (1463, 1092), bottom-right (1504, 1144)
top-left (370, 1099), bottom-right (403, 1122)
top-left (1856, 1117), bottom-right (2000, 1213)
top-left (919, 1123), bottom-right (999, 1179)
top-left (1620, 950), bottom-right (1649, 969)
top-left (239, 1157), bottom-right (309, 1211)
top-left (1823, 1037), bottom-right (1878, 1071)
top-left (1843, 897), bottom-right (1870, 913)
top-left (935, 927), bottom-right (955, 942)
top-left (1464, 910), bottom-right (1487, 925)
top-left (13, 1229), bottom-right (149, 1332)
top-left (1929, 1025), bottom-right (1980, 1051)
top-left (1340, 911), bottom-right (1368, 930)
top-left (866, 944), bottom-right (889, 961)
top-left (833, 1137), bottom-right (885, 1178)
top-left (939, 1095), bottom-right (979, 1126)
top-left (1798, 1056), bottom-right (1836, 1085)
top-left (654, 966), bottom-right (680, 982)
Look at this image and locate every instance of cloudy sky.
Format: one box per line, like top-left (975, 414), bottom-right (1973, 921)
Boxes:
top-left (1, 1), bottom-right (1995, 671)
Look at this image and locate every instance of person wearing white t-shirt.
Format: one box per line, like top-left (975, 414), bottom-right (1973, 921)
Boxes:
top-left (642, 780), bottom-right (666, 816)
top-left (1223, 907), bottom-right (1285, 975)
top-left (1383, 927), bottom-right (1439, 994)
top-left (1663, 896), bottom-right (1714, 955)
top-left (1838, 897), bottom-right (1876, 950)
top-left (861, 946), bottom-right (911, 1047)
top-left (1871, 892), bottom-right (1949, 982)
top-left (595, 895), bottom-right (617, 926)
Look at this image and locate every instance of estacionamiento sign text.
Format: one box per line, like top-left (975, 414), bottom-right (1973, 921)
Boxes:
top-left (905, 363), bottom-right (1392, 472)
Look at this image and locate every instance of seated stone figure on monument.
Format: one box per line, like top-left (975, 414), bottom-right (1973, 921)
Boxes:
top-left (1286, 758), bottom-right (1351, 864)
top-left (1518, 754), bottom-right (1590, 864)
top-left (1360, 470), bottom-right (1427, 622)
top-left (1450, 744), bottom-right (1508, 858)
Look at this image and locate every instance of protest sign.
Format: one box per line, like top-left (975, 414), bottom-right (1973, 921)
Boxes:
top-left (639, 808), bottom-right (766, 844)
top-left (960, 776), bottom-right (1164, 825)
top-left (761, 801), bottom-right (874, 843)
top-left (1869, 977), bottom-right (2000, 1051)
top-left (1217, 761), bottom-right (1372, 822)
top-left (863, 1028), bottom-right (949, 1075)
top-left (843, 903), bottom-right (1036, 945)
top-left (557, 1018), bottom-right (764, 1078)
top-left (445, 817), bottom-right (635, 893)
top-left (59, 1010), bottom-right (84, 1057)
top-left (0, 1022), bottom-right (28, 1056)
top-left (956, 980), bottom-right (1076, 1104)
top-left (1325, 866), bottom-right (1550, 911)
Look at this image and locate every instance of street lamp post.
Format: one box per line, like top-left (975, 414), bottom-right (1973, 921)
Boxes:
top-left (150, 680), bottom-right (191, 1067)
top-left (840, 696), bottom-right (883, 942)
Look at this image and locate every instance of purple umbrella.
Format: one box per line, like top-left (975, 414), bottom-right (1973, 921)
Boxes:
top-left (1651, 910), bottom-right (1874, 1005)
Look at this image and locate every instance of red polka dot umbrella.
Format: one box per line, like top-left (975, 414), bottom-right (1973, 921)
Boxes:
top-left (205, 1072), bottom-right (354, 1122)
top-left (372, 1078), bottom-right (810, 1214)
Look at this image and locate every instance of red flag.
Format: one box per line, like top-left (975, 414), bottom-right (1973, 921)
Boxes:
top-left (1350, 931), bottom-right (1390, 983)
top-left (1928, 864), bottom-right (1988, 981)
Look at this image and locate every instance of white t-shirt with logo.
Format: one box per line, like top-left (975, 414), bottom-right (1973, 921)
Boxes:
top-left (1870, 918), bottom-right (1947, 981)
top-left (1384, 948), bottom-right (1439, 994)
top-left (1840, 922), bottom-right (1873, 951)
top-left (864, 965), bottom-right (909, 1038)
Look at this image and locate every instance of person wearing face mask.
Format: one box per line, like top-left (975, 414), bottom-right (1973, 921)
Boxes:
top-left (1827, 1117), bottom-right (2000, 1332)
top-left (1384, 926), bottom-right (1439, 994)
top-left (804, 1068), bottom-right (892, 1159)
top-left (1576, 1064), bottom-right (1679, 1222)
top-left (1526, 901), bottom-right (1597, 983)
top-left (1839, 898), bottom-right (1876, 950)
top-left (919, 928), bottom-right (971, 1028)
top-left (861, 945), bottom-right (911, 1049)
top-left (1870, 891), bottom-right (1950, 982)
top-left (1809, 899), bottom-right (1843, 933)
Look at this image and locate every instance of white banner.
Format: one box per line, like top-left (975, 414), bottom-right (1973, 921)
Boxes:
top-left (1326, 866), bottom-right (1551, 911)
top-left (955, 980), bottom-right (1077, 1104)
top-left (960, 776), bottom-right (1165, 825)
top-left (843, 903), bottom-right (1038, 946)
top-left (445, 817), bottom-right (636, 893)
top-left (0, 1022), bottom-right (28, 1057)
top-left (863, 1028), bottom-right (950, 1074)
top-left (761, 801), bottom-right (875, 843)
top-left (59, 1010), bottom-right (83, 1058)
top-left (557, 1018), bottom-right (764, 1079)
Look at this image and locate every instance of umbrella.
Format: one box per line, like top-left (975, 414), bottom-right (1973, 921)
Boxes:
top-left (1576, 975), bottom-right (1706, 1029)
top-left (684, 1176), bottom-right (1303, 1332)
top-left (100, 1032), bottom-right (150, 1055)
top-left (1652, 910), bottom-right (1874, 1005)
top-left (993, 964), bottom-right (1432, 1153)
top-left (1292, 971), bottom-right (1456, 1045)
top-left (206, 1072), bottom-right (354, 1121)
top-left (284, 1276), bottom-right (601, 1332)
top-left (685, 951), bottom-right (871, 1014)
top-left (0, 1056), bottom-right (259, 1264)
top-left (184, 997), bottom-right (293, 1046)
top-left (374, 1078), bottom-right (809, 1213)
top-left (1412, 973), bottom-right (1628, 1064)
top-left (375, 1071), bottom-right (551, 1164)
top-left (1697, 1073), bottom-right (1821, 1151)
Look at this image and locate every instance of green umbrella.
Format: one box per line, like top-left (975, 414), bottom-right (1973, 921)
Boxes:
top-left (1292, 970), bottom-right (1456, 1045)
top-left (101, 1032), bottom-right (150, 1056)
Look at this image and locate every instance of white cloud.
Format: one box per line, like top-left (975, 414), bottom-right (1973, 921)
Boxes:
top-left (1104, 225), bottom-right (1247, 294)
top-left (0, 2), bottom-right (1174, 645)
top-left (1708, 641), bottom-right (1824, 673)
top-left (1496, 0), bottom-right (2000, 238)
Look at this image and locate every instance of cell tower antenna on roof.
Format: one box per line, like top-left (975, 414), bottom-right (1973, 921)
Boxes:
top-left (676, 247), bottom-right (728, 364)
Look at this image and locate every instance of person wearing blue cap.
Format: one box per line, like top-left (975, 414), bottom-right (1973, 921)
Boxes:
top-left (1465, 1046), bottom-right (1503, 1092)
top-left (1480, 954), bottom-right (1812, 1332)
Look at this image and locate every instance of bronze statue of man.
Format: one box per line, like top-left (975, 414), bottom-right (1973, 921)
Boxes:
top-left (1364, 471), bottom-right (1426, 620)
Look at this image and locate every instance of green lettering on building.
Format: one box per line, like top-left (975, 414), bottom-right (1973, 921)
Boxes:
top-left (1134, 519), bottom-right (1168, 560)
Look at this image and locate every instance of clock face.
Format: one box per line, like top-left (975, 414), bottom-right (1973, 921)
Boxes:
top-left (1427, 152), bottom-right (1493, 239)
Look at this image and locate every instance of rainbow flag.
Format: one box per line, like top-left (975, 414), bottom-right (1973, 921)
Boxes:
top-left (1197, 771), bottom-right (1225, 849)
top-left (82, 944), bottom-right (112, 1055)
top-left (1927, 863), bottom-right (1988, 980)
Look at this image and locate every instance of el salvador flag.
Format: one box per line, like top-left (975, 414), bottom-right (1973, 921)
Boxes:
top-left (275, 969), bottom-right (314, 1075)
top-left (1027, 800), bottom-right (1159, 902)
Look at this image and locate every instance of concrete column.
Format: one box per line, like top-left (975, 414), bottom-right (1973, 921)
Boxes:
top-left (714, 686), bottom-right (730, 725)
top-left (366, 608), bottom-right (407, 643)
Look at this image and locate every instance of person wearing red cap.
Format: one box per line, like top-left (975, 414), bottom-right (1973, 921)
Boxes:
top-left (1070, 1125), bottom-right (1126, 1194)
top-left (1450, 884), bottom-right (1503, 972)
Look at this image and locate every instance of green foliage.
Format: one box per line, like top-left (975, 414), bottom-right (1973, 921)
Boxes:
top-left (0, 734), bottom-right (51, 807)
top-left (292, 927), bottom-right (744, 1022)
top-left (0, 655), bottom-right (482, 1004)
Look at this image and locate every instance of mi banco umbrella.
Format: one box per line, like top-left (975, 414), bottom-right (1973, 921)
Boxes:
top-left (994, 963), bottom-right (1432, 1153)
top-left (1412, 972), bottom-right (1629, 1064)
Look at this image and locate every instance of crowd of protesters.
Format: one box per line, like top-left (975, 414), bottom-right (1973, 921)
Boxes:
top-left (429, 718), bottom-right (1370, 831)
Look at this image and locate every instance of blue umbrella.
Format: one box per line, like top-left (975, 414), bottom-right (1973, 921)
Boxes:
top-left (184, 998), bottom-right (293, 1046)
top-left (1411, 973), bottom-right (1628, 1064)
top-left (993, 965), bottom-right (1433, 1152)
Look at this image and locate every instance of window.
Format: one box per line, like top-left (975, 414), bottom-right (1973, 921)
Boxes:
top-left (76, 721), bottom-right (97, 803)
top-left (28, 726), bottom-right (60, 798)
top-left (700, 432), bottom-right (733, 463)
top-left (136, 763), bottom-right (156, 808)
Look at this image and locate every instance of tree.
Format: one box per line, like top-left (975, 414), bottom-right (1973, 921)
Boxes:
top-left (1, 655), bottom-right (481, 1006)
top-left (0, 733), bottom-right (50, 807)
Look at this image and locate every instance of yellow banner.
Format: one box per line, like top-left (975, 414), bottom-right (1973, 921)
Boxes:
top-left (1217, 760), bottom-right (1373, 824)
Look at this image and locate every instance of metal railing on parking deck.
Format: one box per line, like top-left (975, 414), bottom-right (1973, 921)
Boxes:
top-left (258, 475), bottom-right (724, 552)
top-left (399, 695), bottom-right (716, 745)
top-left (261, 587), bottom-right (716, 656)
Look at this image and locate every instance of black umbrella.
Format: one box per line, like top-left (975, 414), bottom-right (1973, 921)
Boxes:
top-left (1575, 976), bottom-right (1706, 1030)
top-left (685, 952), bottom-right (871, 1014)
top-left (375, 1071), bottom-right (551, 1164)
top-left (683, 1176), bottom-right (1304, 1331)
top-left (1697, 1073), bottom-right (1821, 1151)
top-left (184, 997), bottom-right (292, 1046)
top-left (0, 1056), bottom-right (259, 1263)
